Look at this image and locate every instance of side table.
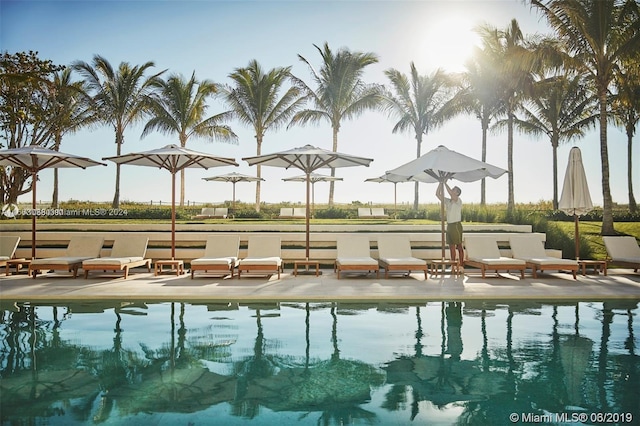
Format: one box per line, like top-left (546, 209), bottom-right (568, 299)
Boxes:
top-left (294, 260), bottom-right (320, 276)
top-left (578, 259), bottom-right (607, 276)
top-left (155, 259), bottom-right (185, 276)
top-left (429, 259), bottom-right (462, 277)
top-left (5, 258), bottom-right (30, 276)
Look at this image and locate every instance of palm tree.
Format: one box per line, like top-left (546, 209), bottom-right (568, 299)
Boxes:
top-left (142, 72), bottom-right (237, 206)
top-left (532, 0), bottom-right (640, 234)
top-left (220, 60), bottom-right (305, 211)
top-left (381, 63), bottom-right (451, 210)
top-left (72, 55), bottom-right (164, 208)
top-left (611, 57), bottom-right (639, 213)
top-left (479, 19), bottom-right (537, 212)
top-left (513, 73), bottom-right (597, 209)
top-left (48, 68), bottom-right (97, 207)
top-left (450, 45), bottom-right (505, 205)
top-left (289, 42), bottom-right (383, 206)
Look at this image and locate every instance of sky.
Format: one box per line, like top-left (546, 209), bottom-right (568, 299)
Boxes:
top-left (1, 0), bottom-right (637, 208)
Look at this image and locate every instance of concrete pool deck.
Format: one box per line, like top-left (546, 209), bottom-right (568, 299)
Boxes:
top-left (1, 266), bottom-right (639, 303)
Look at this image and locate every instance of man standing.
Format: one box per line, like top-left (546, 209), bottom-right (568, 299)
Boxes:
top-left (436, 182), bottom-right (464, 265)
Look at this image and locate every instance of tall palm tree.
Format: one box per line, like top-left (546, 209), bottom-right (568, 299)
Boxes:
top-left (48, 68), bottom-right (97, 207)
top-left (513, 73), bottom-right (597, 209)
top-left (451, 45), bottom-right (505, 205)
top-left (72, 55), bottom-right (164, 208)
top-left (289, 42), bottom-right (383, 206)
top-left (532, 0), bottom-right (640, 234)
top-left (142, 72), bottom-right (237, 206)
top-left (220, 60), bottom-right (305, 212)
top-left (381, 63), bottom-right (451, 210)
top-left (611, 57), bottom-right (639, 213)
top-left (479, 19), bottom-right (537, 212)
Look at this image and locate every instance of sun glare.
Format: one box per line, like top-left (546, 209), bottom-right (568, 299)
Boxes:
top-left (421, 17), bottom-right (479, 73)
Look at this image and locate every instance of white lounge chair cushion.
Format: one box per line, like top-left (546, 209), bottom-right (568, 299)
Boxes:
top-left (110, 236), bottom-right (149, 258)
top-left (380, 257), bottom-right (426, 266)
top-left (84, 257), bottom-right (145, 267)
top-left (357, 208), bottom-right (372, 217)
top-left (510, 235), bottom-right (577, 266)
top-left (191, 257), bottom-right (238, 267)
top-left (0, 236), bottom-right (20, 258)
top-left (246, 236), bottom-right (281, 258)
top-left (336, 257), bottom-right (378, 266)
top-left (465, 236), bottom-right (502, 259)
top-left (293, 208), bottom-right (306, 217)
top-left (378, 235), bottom-right (412, 259)
top-left (0, 256), bottom-right (10, 261)
top-left (470, 257), bottom-right (526, 266)
top-left (239, 257), bottom-right (282, 266)
top-left (201, 236), bottom-right (240, 258)
top-left (603, 236), bottom-right (640, 260)
top-left (31, 256), bottom-right (92, 266)
top-left (520, 257), bottom-right (578, 266)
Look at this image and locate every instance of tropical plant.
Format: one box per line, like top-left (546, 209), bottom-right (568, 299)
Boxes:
top-left (611, 55), bottom-right (639, 213)
top-left (220, 60), bottom-right (304, 211)
top-left (48, 68), bottom-right (97, 207)
top-left (450, 45), bottom-right (505, 205)
top-left (512, 73), bottom-right (597, 209)
top-left (142, 72), bottom-right (237, 206)
top-left (381, 63), bottom-right (452, 209)
top-left (72, 55), bottom-right (164, 209)
top-left (532, 0), bottom-right (640, 234)
top-left (289, 42), bottom-right (383, 206)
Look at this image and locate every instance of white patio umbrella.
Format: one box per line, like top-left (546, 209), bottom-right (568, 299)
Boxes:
top-left (558, 147), bottom-right (593, 260)
top-left (203, 172), bottom-right (263, 212)
top-left (0, 146), bottom-right (106, 259)
top-left (244, 144), bottom-right (373, 260)
top-left (283, 173), bottom-right (343, 218)
top-left (365, 172), bottom-right (412, 219)
top-left (104, 144), bottom-right (238, 259)
top-left (387, 145), bottom-right (507, 260)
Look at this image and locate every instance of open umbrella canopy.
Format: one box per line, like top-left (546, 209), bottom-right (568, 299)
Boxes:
top-left (365, 173), bottom-right (413, 219)
top-left (283, 173), bottom-right (343, 217)
top-left (244, 145), bottom-right (373, 260)
top-left (203, 172), bottom-right (263, 212)
top-left (387, 145), bottom-right (507, 260)
top-left (0, 146), bottom-right (106, 258)
top-left (104, 144), bottom-right (238, 259)
top-left (558, 147), bottom-right (593, 259)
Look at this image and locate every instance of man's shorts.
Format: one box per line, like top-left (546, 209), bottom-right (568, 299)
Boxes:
top-left (446, 222), bottom-right (463, 245)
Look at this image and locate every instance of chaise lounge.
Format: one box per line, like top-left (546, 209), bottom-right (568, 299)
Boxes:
top-left (334, 235), bottom-right (379, 279)
top-left (237, 236), bottom-right (283, 279)
top-left (510, 234), bottom-right (579, 279)
top-left (377, 235), bottom-right (427, 279)
top-left (0, 236), bottom-right (20, 269)
top-left (29, 236), bottom-right (104, 278)
top-left (464, 235), bottom-right (526, 278)
top-left (83, 236), bottom-right (151, 279)
top-left (603, 236), bottom-right (640, 273)
top-left (190, 235), bottom-right (240, 278)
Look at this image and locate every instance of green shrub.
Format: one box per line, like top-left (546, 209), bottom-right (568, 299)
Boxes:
top-left (315, 207), bottom-right (351, 219)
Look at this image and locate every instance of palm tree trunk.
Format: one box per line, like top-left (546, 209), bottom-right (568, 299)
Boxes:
top-left (328, 126), bottom-right (338, 207)
top-left (481, 118), bottom-right (488, 206)
top-left (552, 136), bottom-right (559, 210)
top-left (52, 134), bottom-right (62, 208)
top-left (598, 90), bottom-right (615, 235)
top-left (627, 126), bottom-right (637, 213)
top-left (112, 131), bottom-right (123, 209)
top-left (413, 133), bottom-right (423, 210)
top-left (255, 135), bottom-right (262, 212)
top-left (507, 107), bottom-right (515, 212)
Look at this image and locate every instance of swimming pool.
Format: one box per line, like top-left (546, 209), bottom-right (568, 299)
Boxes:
top-left (1, 300), bottom-right (638, 425)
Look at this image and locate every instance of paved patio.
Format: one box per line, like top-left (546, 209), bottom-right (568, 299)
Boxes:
top-left (1, 266), bottom-right (639, 303)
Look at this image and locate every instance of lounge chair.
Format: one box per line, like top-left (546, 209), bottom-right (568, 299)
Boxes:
top-left (464, 235), bottom-right (525, 278)
top-left (190, 235), bottom-right (240, 278)
top-left (603, 236), bottom-right (640, 272)
top-left (357, 208), bottom-right (372, 218)
top-left (83, 236), bottom-right (151, 279)
top-left (29, 236), bottom-right (104, 278)
top-left (371, 208), bottom-right (389, 218)
top-left (510, 234), bottom-right (579, 279)
top-left (334, 235), bottom-right (379, 279)
top-left (293, 208), bottom-right (306, 218)
top-left (0, 236), bottom-right (20, 268)
top-left (214, 207), bottom-right (228, 218)
top-left (279, 207), bottom-right (294, 218)
top-left (195, 207), bottom-right (216, 219)
top-left (377, 235), bottom-right (427, 279)
top-left (237, 236), bottom-right (283, 279)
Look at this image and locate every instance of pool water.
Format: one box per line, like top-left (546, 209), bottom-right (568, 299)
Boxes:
top-left (1, 300), bottom-right (638, 425)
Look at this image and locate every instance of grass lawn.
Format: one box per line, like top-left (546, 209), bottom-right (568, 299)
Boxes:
top-left (553, 221), bottom-right (640, 260)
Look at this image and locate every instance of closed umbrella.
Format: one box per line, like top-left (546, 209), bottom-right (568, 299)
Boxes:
top-left (203, 172), bottom-right (263, 213)
top-left (387, 145), bottom-right (507, 260)
top-left (365, 172), bottom-right (412, 219)
top-left (283, 172), bottom-right (343, 218)
top-left (104, 144), bottom-right (237, 259)
top-left (244, 144), bottom-right (373, 260)
top-left (0, 146), bottom-right (106, 259)
top-left (558, 147), bottom-right (593, 260)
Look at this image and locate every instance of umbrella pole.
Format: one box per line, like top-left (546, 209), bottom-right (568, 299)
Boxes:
top-left (440, 195), bottom-right (446, 261)
top-left (305, 173), bottom-right (311, 260)
top-left (394, 183), bottom-right (397, 219)
top-left (574, 214), bottom-right (579, 260)
top-left (171, 172), bottom-right (176, 260)
top-left (232, 182), bottom-right (236, 213)
top-left (31, 170), bottom-right (37, 259)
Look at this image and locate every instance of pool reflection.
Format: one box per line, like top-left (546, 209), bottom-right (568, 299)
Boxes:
top-left (0, 300), bottom-right (638, 425)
